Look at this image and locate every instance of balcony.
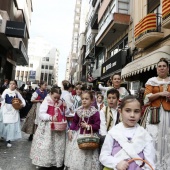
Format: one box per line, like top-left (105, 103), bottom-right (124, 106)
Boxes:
top-left (95, 13), bottom-right (130, 46)
top-left (162, 0), bottom-right (170, 28)
top-left (91, 13), bottom-right (98, 30)
top-left (71, 53), bottom-right (78, 62)
top-left (135, 13), bottom-right (164, 48)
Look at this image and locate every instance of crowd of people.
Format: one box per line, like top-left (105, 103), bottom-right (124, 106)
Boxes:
top-left (0, 57), bottom-right (169, 170)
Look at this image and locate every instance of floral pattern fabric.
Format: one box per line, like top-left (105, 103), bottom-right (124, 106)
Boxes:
top-left (30, 121), bottom-right (66, 168)
top-left (67, 131), bottom-right (101, 170)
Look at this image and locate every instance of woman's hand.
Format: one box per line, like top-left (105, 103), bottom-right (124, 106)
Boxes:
top-left (116, 160), bottom-right (129, 170)
top-left (80, 121), bottom-right (87, 128)
top-left (160, 91), bottom-right (170, 97)
top-left (68, 130), bottom-right (73, 141)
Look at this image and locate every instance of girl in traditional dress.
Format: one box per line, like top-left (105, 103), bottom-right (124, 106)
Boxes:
top-left (22, 81), bottom-right (47, 141)
top-left (144, 58), bottom-right (170, 170)
top-left (100, 95), bottom-right (155, 170)
top-left (30, 87), bottom-right (68, 168)
top-left (64, 84), bottom-right (82, 168)
top-left (0, 80), bottom-right (25, 147)
top-left (67, 91), bottom-right (100, 170)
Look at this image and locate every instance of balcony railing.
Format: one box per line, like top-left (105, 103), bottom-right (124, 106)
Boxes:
top-left (134, 13), bottom-right (163, 48)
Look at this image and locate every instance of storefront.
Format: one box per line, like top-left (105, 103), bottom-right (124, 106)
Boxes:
top-left (101, 49), bottom-right (130, 82)
top-left (121, 45), bottom-right (170, 94)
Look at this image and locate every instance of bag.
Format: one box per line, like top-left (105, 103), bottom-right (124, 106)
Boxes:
top-left (149, 107), bottom-right (160, 124)
top-left (140, 106), bottom-right (150, 128)
top-left (77, 125), bottom-right (100, 150)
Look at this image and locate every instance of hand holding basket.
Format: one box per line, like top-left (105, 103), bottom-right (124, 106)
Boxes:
top-left (103, 158), bottom-right (154, 170)
top-left (12, 97), bottom-right (22, 110)
top-left (50, 106), bottom-right (67, 132)
top-left (77, 125), bottom-right (100, 150)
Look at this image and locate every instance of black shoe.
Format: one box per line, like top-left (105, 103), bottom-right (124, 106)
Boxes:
top-left (28, 134), bottom-right (33, 141)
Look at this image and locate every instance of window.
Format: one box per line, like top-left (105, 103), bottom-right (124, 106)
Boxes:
top-left (49, 66), bottom-right (53, 70)
top-left (147, 0), bottom-right (160, 13)
top-left (30, 64), bottom-right (33, 68)
top-left (21, 71), bottom-right (24, 77)
top-left (48, 74), bottom-right (52, 85)
top-left (96, 52), bottom-right (104, 69)
top-left (46, 57), bottom-right (49, 61)
top-left (25, 71), bottom-right (28, 78)
top-left (41, 73), bottom-right (44, 80)
top-left (42, 57), bottom-right (46, 61)
top-left (16, 70), bottom-right (20, 77)
top-left (41, 65), bottom-right (44, 69)
top-left (45, 65), bottom-right (48, 69)
top-left (44, 73), bottom-right (47, 82)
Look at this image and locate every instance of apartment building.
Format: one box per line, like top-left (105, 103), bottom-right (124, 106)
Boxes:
top-left (15, 37), bottom-right (59, 87)
top-left (0, 0), bottom-right (33, 83)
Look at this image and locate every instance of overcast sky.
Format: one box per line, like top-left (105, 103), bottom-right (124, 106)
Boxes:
top-left (30, 0), bottom-right (76, 85)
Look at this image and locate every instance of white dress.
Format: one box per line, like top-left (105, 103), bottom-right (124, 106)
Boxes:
top-left (144, 77), bottom-right (170, 170)
top-left (0, 89), bottom-right (26, 141)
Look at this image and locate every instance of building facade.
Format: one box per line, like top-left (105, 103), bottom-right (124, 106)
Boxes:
top-left (0, 0), bottom-right (33, 84)
top-left (15, 37), bottom-right (59, 87)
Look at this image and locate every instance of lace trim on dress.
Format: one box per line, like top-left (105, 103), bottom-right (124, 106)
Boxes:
top-left (146, 77), bottom-right (170, 86)
top-left (76, 106), bottom-right (98, 118)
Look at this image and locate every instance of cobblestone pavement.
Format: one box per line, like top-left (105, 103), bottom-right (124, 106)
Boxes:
top-left (0, 121), bottom-right (64, 170)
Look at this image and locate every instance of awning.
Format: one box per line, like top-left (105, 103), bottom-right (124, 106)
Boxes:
top-left (121, 45), bottom-right (170, 78)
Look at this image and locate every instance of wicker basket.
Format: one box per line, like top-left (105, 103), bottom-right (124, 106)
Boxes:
top-left (50, 121), bottom-right (67, 131)
top-left (12, 98), bottom-right (22, 110)
top-left (77, 125), bottom-right (100, 150)
top-left (103, 158), bottom-right (154, 170)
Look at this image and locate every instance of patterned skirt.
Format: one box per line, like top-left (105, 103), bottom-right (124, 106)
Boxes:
top-left (66, 131), bottom-right (100, 170)
top-left (146, 106), bottom-right (170, 170)
top-left (21, 104), bottom-right (37, 134)
top-left (30, 121), bottom-right (66, 168)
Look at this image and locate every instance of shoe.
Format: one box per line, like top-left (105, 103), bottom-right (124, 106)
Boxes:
top-left (7, 143), bottom-right (12, 147)
top-left (28, 134), bottom-right (33, 141)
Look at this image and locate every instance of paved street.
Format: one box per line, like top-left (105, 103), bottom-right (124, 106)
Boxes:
top-left (0, 121), bottom-right (64, 170)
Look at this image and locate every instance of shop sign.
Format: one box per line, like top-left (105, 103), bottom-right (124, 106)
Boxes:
top-left (5, 21), bottom-right (26, 38)
top-left (101, 50), bottom-right (124, 77)
top-left (29, 71), bottom-right (36, 80)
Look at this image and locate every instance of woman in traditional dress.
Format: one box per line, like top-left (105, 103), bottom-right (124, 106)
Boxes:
top-left (0, 80), bottom-right (25, 147)
top-left (144, 58), bottom-right (170, 170)
top-left (99, 73), bottom-right (129, 106)
top-left (22, 81), bottom-right (47, 141)
top-left (30, 87), bottom-right (68, 168)
top-left (67, 91), bottom-right (100, 170)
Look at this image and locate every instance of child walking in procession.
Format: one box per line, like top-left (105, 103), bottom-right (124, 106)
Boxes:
top-left (30, 87), bottom-right (68, 168)
top-left (22, 81), bottom-right (47, 141)
top-left (100, 95), bottom-right (155, 170)
top-left (67, 91), bottom-right (101, 170)
top-left (0, 80), bottom-right (25, 147)
top-left (100, 89), bottom-right (120, 136)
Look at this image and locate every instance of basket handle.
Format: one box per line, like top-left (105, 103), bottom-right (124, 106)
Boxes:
top-left (83, 124), bottom-right (93, 136)
top-left (127, 158), bottom-right (154, 170)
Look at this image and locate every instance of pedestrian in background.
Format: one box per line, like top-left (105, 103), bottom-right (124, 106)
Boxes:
top-left (0, 80), bottom-right (25, 147)
top-left (22, 81), bottom-right (48, 141)
top-left (99, 73), bottom-right (129, 106)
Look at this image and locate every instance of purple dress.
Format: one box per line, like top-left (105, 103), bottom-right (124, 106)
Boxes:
top-left (112, 139), bottom-right (144, 170)
top-left (70, 106), bottom-right (100, 134)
